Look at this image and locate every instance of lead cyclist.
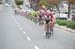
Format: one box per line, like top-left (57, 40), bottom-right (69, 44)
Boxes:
top-left (44, 10), bottom-right (56, 39)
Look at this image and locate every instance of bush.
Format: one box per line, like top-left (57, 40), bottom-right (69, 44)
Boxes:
top-left (67, 21), bottom-right (75, 29)
top-left (56, 19), bottom-right (67, 26)
top-left (56, 19), bottom-right (60, 24)
top-left (56, 19), bottom-right (75, 29)
top-left (15, 0), bottom-right (23, 5)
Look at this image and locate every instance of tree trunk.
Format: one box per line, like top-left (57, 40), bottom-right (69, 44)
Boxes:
top-left (68, 2), bottom-right (70, 19)
top-left (56, 5), bottom-right (60, 16)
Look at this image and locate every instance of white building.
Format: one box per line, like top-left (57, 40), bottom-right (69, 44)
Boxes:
top-left (23, 0), bottom-right (30, 9)
top-left (59, 1), bottom-right (68, 12)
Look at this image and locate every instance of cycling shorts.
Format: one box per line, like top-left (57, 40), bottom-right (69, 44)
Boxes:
top-left (45, 19), bottom-right (50, 24)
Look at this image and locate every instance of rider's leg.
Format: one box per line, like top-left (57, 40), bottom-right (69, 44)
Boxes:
top-left (45, 24), bottom-right (49, 35)
top-left (52, 22), bottom-right (55, 32)
top-left (50, 23), bottom-right (54, 35)
top-left (49, 22), bottom-right (53, 36)
top-left (45, 24), bottom-right (48, 32)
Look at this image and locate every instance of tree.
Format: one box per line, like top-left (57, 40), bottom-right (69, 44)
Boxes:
top-left (15, 0), bottom-right (23, 5)
top-left (38, 0), bottom-right (48, 7)
top-left (0, 0), bottom-right (3, 4)
top-left (66, 0), bottom-right (75, 18)
top-left (38, 0), bottom-right (60, 16)
top-left (47, 0), bottom-right (60, 15)
top-left (15, 0), bottom-right (23, 8)
top-left (48, 0), bottom-right (59, 9)
top-left (38, 0), bottom-right (59, 9)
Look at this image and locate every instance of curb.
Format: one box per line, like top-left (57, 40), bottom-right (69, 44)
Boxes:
top-left (55, 24), bottom-right (75, 33)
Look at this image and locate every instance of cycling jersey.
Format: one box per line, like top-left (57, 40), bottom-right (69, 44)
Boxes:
top-left (45, 15), bottom-right (51, 24)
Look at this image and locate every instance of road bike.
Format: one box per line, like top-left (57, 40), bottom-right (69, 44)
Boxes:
top-left (45, 20), bottom-right (53, 39)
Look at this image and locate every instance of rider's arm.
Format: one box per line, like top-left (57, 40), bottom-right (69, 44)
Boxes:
top-left (53, 15), bottom-right (56, 24)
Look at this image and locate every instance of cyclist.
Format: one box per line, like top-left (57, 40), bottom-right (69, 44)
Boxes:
top-left (45, 9), bottom-right (55, 38)
top-left (37, 9), bottom-right (44, 25)
top-left (44, 11), bottom-right (51, 38)
top-left (38, 6), bottom-right (47, 25)
top-left (38, 10), bottom-right (44, 25)
top-left (49, 9), bottom-right (56, 35)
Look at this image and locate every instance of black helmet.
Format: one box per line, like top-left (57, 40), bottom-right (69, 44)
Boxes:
top-left (50, 8), bottom-right (53, 11)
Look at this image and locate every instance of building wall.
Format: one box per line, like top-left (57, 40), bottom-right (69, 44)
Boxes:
top-left (71, 3), bottom-right (75, 10)
top-left (59, 1), bottom-right (68, 12)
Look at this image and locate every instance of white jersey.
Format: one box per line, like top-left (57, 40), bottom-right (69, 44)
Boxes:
top-left (45, 15), bottom-right (51, 21)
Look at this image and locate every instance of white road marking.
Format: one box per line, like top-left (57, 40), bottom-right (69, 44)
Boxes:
top-left (27, 36), bottom-right (31, 41)
top-left (23, 31), bottom-right (26, 34)
top-left (34, 45), bottom-right (39, 49)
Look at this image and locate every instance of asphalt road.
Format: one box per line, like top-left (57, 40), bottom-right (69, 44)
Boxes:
top-left (0, 4), bottom-right (75, 49)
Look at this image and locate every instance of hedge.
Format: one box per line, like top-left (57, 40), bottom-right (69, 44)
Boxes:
top-left (15, 0), bottom-right (23, 5)
top-left (56, 19), bottom-right (75, 29)
top-left (56, 19), bottom-right (67, 26)
top-left (67, 21), bottom-right (75, 29)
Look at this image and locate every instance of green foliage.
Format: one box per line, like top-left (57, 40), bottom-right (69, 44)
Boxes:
top-left (56, 19), bottom-right (67, 26)
top-left (66, 0), bottom-right (75, 4)
top-left (56, 19), bottom-right (75, 29)
top-left (15, 0), bottom-right (23, 5)
top-left (56, 19), bottom-right (60, 24)
top-left (38, 0), bottom-right (49, 7)
top-left (67, 21), bottom-right (75, 29)
top-left (49, 4), bottom-right (54, 7)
